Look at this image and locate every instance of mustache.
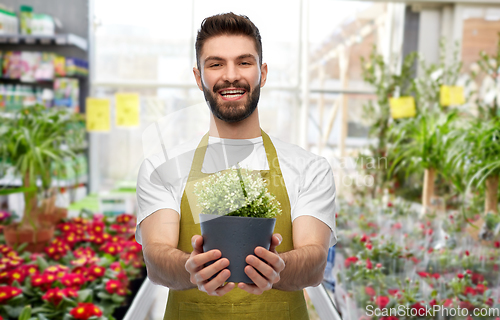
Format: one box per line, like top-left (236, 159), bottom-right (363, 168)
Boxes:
top-left (213, 82), bottom-right (250, 93)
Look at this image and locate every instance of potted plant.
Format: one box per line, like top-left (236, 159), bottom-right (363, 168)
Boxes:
top-left (0, 105), bottom-right (75, 252)
top-left (194, 167), bottom-right (282, 283)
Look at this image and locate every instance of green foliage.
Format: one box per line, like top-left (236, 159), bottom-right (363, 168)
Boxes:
top-left (194, 167), bottom-right (282, 218)
top-left (388, 109), bottom-right (458, 178)
top-left (0, 105), bottom-right (77, 226)
top-left (474, 32), bottom-right (500, 120)
top-left (359, 47), bottom-right (418, 196)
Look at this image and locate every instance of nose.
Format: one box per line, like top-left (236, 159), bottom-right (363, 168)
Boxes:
top-left (221, 62), bottom-right (241, 83)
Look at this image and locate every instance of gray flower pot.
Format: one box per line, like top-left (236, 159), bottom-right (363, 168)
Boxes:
top-left (199, 214), bottom-right (276, 284)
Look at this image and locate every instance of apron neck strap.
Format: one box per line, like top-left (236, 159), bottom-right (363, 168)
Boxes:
top-left (189, 129), bottom-right (282, 176)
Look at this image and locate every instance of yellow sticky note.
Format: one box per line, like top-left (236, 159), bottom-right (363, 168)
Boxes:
top-left (389, 96), bottom-right (416, 119)
top-left (86, 98), bottom-right (110, 132)
top-left (115, 93), bottom-right (140, 127)
top-left (440, 86), bottom-right (465, 106)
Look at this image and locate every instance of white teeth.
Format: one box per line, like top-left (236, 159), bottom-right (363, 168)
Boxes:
top-left (220, 90), bottom-right (245, 95)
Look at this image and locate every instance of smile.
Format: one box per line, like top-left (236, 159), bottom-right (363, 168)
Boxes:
top-left (218, 89), bottom-right (247, 101)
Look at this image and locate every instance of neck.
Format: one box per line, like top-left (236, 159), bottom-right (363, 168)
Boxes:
top-left (209, 108), bottom-right (261, 139)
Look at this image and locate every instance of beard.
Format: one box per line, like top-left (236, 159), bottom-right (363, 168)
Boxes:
top-left (202, 81), bottom-right (260, 123)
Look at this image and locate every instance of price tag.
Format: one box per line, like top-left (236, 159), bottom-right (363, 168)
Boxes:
top-left (86, 98), bottom-right (110, 132)
top-left (115, 93), bottom-right (140, 127)
top-left (440, 86), bottom-right (465, 106)
top-left (389, 96), bottom-right (416, 119)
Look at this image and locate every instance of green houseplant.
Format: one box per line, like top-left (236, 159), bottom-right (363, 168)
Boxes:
top-left (194, 167), bottom-right (281, 283)
top-left (0, 105), bottom-right (76, 251)
top-left (360, 47), bottom-right (418, 198)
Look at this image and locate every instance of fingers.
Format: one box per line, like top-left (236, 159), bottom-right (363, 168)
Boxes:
top-left (191, 235), bottom-right (204, 252)
top-left (254, 247), bottom-right (285, 272)
top-left (269, 233), bottom-right (282, 253)
top-left (238, 281), bottom-right (264, 295)
top-left (194, 258), bottom-right (229, 283)
top-left (199, 269), bottom-right (232, 294)
top-left (185, 250), bottom-right (221, 274)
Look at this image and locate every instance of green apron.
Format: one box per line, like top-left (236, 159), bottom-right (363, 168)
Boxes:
top-left (163, 130), bottom-right (309, 320)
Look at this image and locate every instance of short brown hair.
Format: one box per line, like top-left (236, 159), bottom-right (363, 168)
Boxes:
top-left (195, 12), bottom-right (263, 70)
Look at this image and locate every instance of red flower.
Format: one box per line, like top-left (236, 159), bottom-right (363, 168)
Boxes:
top-left (116, 271), bottom-right (129, 286)
top-left (0, 286), bottom-right (22, 303)
top-left (376, 296), bottom-right (389, 308)
top-left (457, 273), bottom-right (464, 279)
top-left (365, 259), bottom-right (372, 270)
top-left (387, 289), bottom-right (399, 296)
top-left (465, 250), bottom-right (470, 256)
top-left (73, 247), bottom-right (96, 258)
top-left (431, 273), bottom-right (440, 279)
top-left (387, 202), bottom-right (393, 208)
top-left (360, 234), bottom-right (369, 242)
top-left (116, 213), bottom-right (134, 224)
top-left (110, 224), bottom-right (129, 234)
top-left (495, 241), bottom-right (500, 248)
top-left (70, 302), bottom-right (102, 320)
top-left (90, 221), bottom-right (105, 235)
top-left (100, 243), bottom-right (123, 255)
top-left (475, 284), bottom-right (486, 294)
top-left (7, 269), bottom-right (25, 285)
top-left (61, 273), bottom-right (86, 289)
top-left (463, 286), bottom-right (476, 296)
top-left (344, 256), bottom-right (358, 268)
top-left (411, 302), bottom-right (425, 312)
top-left (42, 288), bottom-right (65, 306)
top-left (392, 222), bottom-right (401, 229)
top-left (105, 279), bottom-right (127, 296)
top-left (365, 286), bottom-right (375, 296)
top-left (376, 263), bottom-right (382, 268)
top-left (459, 301), bottom-right (475, 311)
top-left (126, 241), bottom-right (142, 253)
top-left (61, 288), bottom-right (78, 298)
top-left (465, 269), bottom-right (472, 274)
top-left (365, 243), bottom-right (373, 250)
top-left (417, 271), bottom-right (430, 278)
top-left (443, 299), bottom-right (453, 307)
top-left (110, 262), bottom-right (122, 272)
top-left (429, 299), bottom-right (437, 307)
top-left (380, 317), bottom-right (398, 320)
top-left (88, 265), bottom-right (105, 278)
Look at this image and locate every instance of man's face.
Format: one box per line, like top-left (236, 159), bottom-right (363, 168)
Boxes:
top-left (194, 35), bottom-right (267, 123)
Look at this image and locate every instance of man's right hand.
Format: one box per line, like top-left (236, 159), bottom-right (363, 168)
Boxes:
top-left (185, 235), bottom-right (235, 296)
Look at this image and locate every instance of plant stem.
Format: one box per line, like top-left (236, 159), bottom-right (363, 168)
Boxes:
top-left (485, 175), bottom-right (499, 214)
top-left (423, 168), bottom-right (436, 210)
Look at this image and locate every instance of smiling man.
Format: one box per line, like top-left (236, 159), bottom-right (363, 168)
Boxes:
top-left (136, 12), bottom-right (336, 320)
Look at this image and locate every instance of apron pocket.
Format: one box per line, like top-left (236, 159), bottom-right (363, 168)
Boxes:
top-left (179, 302), bottom-right (291, 320)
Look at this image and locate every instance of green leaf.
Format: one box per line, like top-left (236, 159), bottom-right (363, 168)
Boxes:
top-left (18, 305), bottom-right (32, 320)
top-left (111, 294), bottom-right (125, 304)
top-left (36, 256), bottom-right (50, 272)
top-left (77, 289), bottom-right (93, 303)
top-left (97, 292), bottom-right (111, 300)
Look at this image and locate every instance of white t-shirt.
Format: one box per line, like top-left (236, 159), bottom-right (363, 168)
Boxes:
top-left (136, 134), bottom-right (337, 247)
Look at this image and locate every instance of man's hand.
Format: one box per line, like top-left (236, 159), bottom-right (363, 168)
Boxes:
top-left (238, 233), bottom-right (285, 295)
top-left (185, 235), bottom-right (236, 296)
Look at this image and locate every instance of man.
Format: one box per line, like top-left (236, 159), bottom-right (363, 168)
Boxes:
top-left (136, 12), bottom-right (336, 319)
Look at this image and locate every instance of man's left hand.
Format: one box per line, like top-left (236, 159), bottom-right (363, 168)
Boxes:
top-left (238, 233), bottom-right (285, 295)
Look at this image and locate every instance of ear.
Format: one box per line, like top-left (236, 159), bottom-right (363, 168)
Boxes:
top-left (260, 63), bottom-right (268, 88)
top-left (193, 67), bottom-right (203, 91)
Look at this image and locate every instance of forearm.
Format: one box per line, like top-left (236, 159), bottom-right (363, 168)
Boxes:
top-left (142, 243), bottom-right (196, 290)
top-left (273, 245), bottom-right (327, 291)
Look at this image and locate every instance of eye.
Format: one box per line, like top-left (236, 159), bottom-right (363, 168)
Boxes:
top-left (209, 63), bottom-right (221, 68)
top-left (241, 62), bottom-right (251, 65)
